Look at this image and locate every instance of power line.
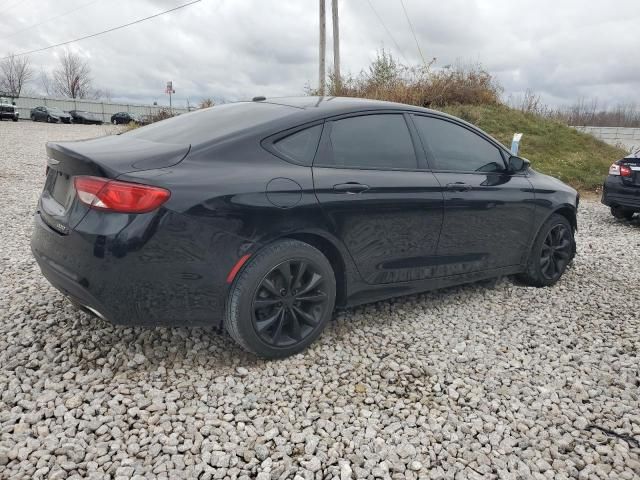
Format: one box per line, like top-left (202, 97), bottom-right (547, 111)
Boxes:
top-left (364, 0), bottom-right (408, 63)
top-left (2, 0), bottom-right (203, 60)
top-left (2, 0), bottom-right (101, 41)
top-left (399, 0), bottom-right (427, 67)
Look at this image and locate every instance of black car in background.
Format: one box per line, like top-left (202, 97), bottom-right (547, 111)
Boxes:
top-left (602, 153), bottom-right (640, 220)
top-left (110, 111), bottom-right (140, 125)
top-left (31, 106), bottom-right (72, 123)
top-left (31, 97), bottom-right (579, 358)
top-left (69, 110), bottom-right (103, 125)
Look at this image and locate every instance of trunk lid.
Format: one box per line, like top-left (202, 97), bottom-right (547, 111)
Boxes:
top-left (40, 136), bottom-right (189, 234)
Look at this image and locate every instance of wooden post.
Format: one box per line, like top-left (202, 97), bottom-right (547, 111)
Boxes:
top-left (331, 0), bottom-right (340, 94)
top-left (319, 0), bottom-right (326, 96)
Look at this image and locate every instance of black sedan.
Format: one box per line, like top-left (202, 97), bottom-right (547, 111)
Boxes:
top-left (69, 110), bottom-right (103, 125)
top-left (110, 111), bottom-right (140, 125)
top-left (31, 97), bottom-right (579, 358)
top-left (602, 153), bottom-right (640, 220)
top-left (30, 106), bottom-right (72, 123)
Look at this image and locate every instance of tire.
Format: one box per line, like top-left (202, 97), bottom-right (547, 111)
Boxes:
top-left (518, 214), bottom-right (574, 287)
top-left (112, 119), bottom-right (117, 125)
top-left (12, 117), bottom-right (18, 122)
top-left (611, 206), bottom-right (635, 220)
top-left (46, 116), bottom-right (52, 123)
top-left (226, 239), bottom-right (336, 359)
top-left (30, 115), bottom-right (35, 121)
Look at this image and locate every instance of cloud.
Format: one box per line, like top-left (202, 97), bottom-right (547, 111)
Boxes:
top-left (1, 0), bottom-right (638, 108)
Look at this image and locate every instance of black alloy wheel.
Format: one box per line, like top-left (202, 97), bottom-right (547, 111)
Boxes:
top-left (539, 224), bottom-right (572, 281)
top-left (518, 213), bottom-right (574, 287)
top-left (252, 259), bottom-right (329, 348)
top-left (226, 239), bottom-right (336, 358)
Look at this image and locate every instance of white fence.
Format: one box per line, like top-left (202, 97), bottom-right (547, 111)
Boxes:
top-left (9, 96), bottom-right (188, 123)
top-left (573, 126), bottom-right (640, 153)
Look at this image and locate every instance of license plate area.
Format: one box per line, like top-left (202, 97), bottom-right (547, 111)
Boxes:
top-left (46, 169), bottom-right (75, 208)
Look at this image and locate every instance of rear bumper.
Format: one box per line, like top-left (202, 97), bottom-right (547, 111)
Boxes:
top-left (31, 209), bottom-right (241, 327)
top-left (602, 176), bottom-right (640, 210)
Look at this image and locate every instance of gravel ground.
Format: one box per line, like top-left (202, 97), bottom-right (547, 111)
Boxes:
top-left (1, 121), bottom-right (639, 480)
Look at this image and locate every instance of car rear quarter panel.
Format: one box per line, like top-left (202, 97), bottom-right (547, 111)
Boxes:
top-left (116, 135), bottom-right (360, 325)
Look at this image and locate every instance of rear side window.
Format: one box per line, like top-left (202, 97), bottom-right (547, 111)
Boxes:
top-left (413, 116), bottom-right (505, 172)
top-left (321, 114), bottom-right (417, 170)
top-left (126, 102), bottom-right (296, 145)
top-left (273, 124), bottom-right (323, 165)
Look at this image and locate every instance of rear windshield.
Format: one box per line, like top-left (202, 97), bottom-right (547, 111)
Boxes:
top-left (125, 102), bottom-right (295, 144)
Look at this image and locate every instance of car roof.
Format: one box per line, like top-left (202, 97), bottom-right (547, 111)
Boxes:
top-left (260, 96), bottom-right (434, 114)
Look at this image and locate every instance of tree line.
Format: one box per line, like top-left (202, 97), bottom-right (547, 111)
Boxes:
top-left (0, 50), bottom-right (111, 100)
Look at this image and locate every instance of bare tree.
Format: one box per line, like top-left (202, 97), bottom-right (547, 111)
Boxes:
top-left (52, 51), bottom-right (93, 99)
top-left (199, 97), bottom-right (214, 109)
top-left (0, 53), bottom-right (33, 97)
top-left (94, 88), bottom-right (113, 102)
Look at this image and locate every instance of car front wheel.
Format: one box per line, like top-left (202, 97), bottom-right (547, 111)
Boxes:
top-left (518, 214), bottom-right (574, 287)
top-left (226, 239), bottom-right (336, 359)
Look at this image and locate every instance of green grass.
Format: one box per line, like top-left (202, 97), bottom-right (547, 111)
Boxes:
top-left (439, 104), bottom-right (627, 192)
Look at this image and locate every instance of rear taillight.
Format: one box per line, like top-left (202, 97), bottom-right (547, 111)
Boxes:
top-left (73, 176), bottom-right (170, 213)
top-left (610, 163), bottom-right (633, 177)
top-left (620, 165), bottom-right (633, 177)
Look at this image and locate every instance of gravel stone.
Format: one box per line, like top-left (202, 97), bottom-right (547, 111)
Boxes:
top-left (1, 121), bottom-right (640, 479)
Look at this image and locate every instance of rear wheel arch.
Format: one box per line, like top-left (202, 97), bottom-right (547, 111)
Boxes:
top-left (282, 232), bottom-right (347, 308)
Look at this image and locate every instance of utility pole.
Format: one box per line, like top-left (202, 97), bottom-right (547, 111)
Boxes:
top-left (331, 0), bottom-right (340, 94)
top-left (319, 0), bottom-right (326, 95)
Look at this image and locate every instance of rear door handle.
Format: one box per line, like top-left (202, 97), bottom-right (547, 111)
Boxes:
top-left (332, 182), bottom-right (370, 194)
top-left (445, 182), bottom-right (473, 192)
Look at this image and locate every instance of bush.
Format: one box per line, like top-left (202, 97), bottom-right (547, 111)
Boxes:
top-left (315, 50), bottom-right (502, 108)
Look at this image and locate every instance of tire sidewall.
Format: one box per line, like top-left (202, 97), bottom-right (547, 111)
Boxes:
top-left (227, 241), bottom-right (336, 358)
top-left (527, 214), bottom-right (573, 286)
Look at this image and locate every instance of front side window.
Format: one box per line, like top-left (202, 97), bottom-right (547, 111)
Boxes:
top-left (413, 116), bottom-right (505, 173)
top-left (322, 114), bottom-right (417, 170)
top-left (273, 124), bottom-right (323, 166)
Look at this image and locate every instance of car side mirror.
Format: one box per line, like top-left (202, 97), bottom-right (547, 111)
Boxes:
top-left (508, 156), bottom-right (530, 173)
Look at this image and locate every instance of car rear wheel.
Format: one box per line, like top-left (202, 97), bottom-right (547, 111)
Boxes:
top-left (112, 119), bottom-right (117, 125)
top-left (226, 239), bottom-right (336, 359)
top-left (611, 206), bottom-right (635, 220)
top-left (518, 214), bottom-right (574, 287)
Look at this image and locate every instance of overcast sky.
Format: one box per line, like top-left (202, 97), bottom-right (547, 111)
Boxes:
top-left (2, 0), bottom-right (639, 108)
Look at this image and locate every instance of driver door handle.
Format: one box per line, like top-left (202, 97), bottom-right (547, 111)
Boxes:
top-left (333, 182), bottom-right (370, 194)
top-left (445, 182), bottom-right (473, 192)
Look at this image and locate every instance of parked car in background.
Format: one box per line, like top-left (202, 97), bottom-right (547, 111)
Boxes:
top-left (31, 106), bottom-right (72, 123)
top-left (68, 110), bottom-right (103, 125)
top-left (110, 112), bottom-right (140, 125)
top-left (0, 97), bottom-right (19, 121)
top-left (31, 97), bottom-right (579, 358)
top-left (602, 153), bottom-right (640, 220)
